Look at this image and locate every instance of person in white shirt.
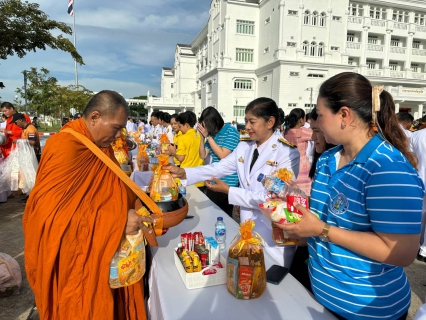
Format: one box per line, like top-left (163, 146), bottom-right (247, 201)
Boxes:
top-left (150, 111), bottom-right (163, 145)
top-left (231, 120), bottom-right (237, 129)
top-left (138, 119), bottom-right (144, 128)
top-left (126, 118), bottom-right (136, 133)
top-left (412, 128), bottom-right (426, 261)
top-left (397, 112), bottom-right (414, 144)
top-left (304, 112), bottom-right (315, 165)
top-left (159, 112), bottom-right (174, 143)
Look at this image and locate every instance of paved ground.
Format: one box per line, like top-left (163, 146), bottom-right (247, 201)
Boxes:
top-left (0, 192), bottom-right (425, 320)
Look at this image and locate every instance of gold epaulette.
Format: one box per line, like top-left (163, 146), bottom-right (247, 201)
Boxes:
top-left (239, 137), bottom-right (251, 141)
top-left (278, 137), bottom-right (297, 148)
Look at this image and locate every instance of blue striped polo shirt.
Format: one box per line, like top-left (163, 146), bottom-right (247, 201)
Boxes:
top-left (205, 123), bottom-right (240, 187)
top-left (308, 134), bottom-right (425, 319)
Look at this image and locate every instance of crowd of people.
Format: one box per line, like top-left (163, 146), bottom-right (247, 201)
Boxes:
top-left (1, 71), bottom-right (426, 319)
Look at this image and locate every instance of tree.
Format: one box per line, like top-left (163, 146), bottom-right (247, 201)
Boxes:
top-left (54, 84), bottom-right (93, 118)
top-left (0, 0), bottom-right (84, 64)
top-left (16, 67), bottom-right (58, 129)
top-left (129, 95), bottom-right (148, 118)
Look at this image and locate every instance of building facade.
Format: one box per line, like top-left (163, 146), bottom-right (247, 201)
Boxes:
top-left (146, 0), bottom-right (426, 123)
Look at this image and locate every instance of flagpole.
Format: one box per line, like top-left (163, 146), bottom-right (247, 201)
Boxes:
top-left (73, 0), bottom-right (78, 87)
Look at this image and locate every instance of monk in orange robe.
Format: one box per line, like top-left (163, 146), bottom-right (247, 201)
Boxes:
top-left (23, 91), bottom-right (153, 320)
top-left (0, 102), bottom-right (32, 158)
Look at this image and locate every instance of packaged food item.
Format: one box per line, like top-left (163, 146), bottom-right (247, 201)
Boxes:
top-left (159, 133), bottom-right (170, 153)
top-left (109, 229), bottom-right (145, 288)
top-left (136, 144), bottom-right (150, 172)
top-left (226, 220), bottom-right (266, 299)
top-left (149, 154), bottom-right (179, 202)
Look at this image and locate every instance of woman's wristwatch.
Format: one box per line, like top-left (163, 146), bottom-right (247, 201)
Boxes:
top-left (319, 223), bottom-right (330, 242)
top-left (205, 136), bottom-right (211, 141)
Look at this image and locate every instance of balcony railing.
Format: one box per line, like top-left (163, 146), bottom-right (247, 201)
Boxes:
top-left (413, 73), bottom-right (426, 80)
top-left (367, 44), bottom-right (384, 52)
top-left (393, 22), bottom-right (408, 30)
top-left (148, 97), bottom-right (194, 105)
top-left (415, 26), bottom-right (426, 32)
top-left (346, 42), bottom-right (361, 49)
top-left (371, 19), bottom-right (385, 27)
top-left (390, 71), bottom-right (404, 78)
top-left (348, 16), bottom-right (362, 24)
top-left (390, 47), bottom-right (406, 54)
top-left (412, 49), bottom-right (426, 56)
top-left (367, 70), bottom-right (383, 76)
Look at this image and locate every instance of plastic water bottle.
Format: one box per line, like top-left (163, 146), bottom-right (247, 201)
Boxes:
top-left (109, 252), bottom-right (120, 287)
top-left (215, 217), bottom-right (226, 249)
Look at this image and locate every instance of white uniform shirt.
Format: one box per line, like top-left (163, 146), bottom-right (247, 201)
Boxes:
top-left (186, 132), bottom-right (300, 267)
top-left (151, 124), bottom-right (163, 145)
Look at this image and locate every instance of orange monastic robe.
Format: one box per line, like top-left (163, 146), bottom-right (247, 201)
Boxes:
top-left (23, 119), bottom-right (146, 320)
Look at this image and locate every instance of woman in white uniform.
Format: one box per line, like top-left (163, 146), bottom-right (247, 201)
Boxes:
top-left (165, 97), bottom-right (300, 267)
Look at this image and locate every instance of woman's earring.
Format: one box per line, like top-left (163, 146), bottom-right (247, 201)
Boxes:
top-left (341, 123), bottom-right (346, 129)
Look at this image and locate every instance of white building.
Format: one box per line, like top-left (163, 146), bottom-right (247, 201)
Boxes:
top-left (146, 0), bottom-right (426, 122)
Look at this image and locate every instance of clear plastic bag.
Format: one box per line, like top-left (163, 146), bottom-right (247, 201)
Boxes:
top-left (0, 139), bottom-right (38, 195)
top-left (0, 253), bottom-right (22, 298)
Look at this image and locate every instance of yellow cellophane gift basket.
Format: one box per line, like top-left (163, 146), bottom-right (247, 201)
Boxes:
top-left (226, 220), bottom-right (266, 300)
top-left (136, 144), bottom-right (149, 172)
top-left (149, 154), bottom-right (179, 202)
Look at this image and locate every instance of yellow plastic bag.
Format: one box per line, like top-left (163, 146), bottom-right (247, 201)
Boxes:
top-left (227, 220), bottom-right (266, 299)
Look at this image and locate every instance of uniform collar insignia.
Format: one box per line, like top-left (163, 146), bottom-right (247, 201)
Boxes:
top-left (238, 156), bottom-right (244, 163)
top-left (278, 137), bottom-right (297, 149)
top-left (266, 160), bottom-right (278, 166)
top-left (272, 144), bottom-right (277, 149)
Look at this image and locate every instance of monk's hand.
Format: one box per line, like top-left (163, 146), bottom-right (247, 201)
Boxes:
top-left (163, 164), bottom-right (186, 179)
top-left (126, 209), bottom-right (154, 235)
top-left (206, 177), bottom-right (230, 194)
top-left (274, 203), bottom-right (324, 238)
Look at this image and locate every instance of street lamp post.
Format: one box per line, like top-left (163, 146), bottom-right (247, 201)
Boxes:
top-left (22, 70), bottom-right (28, 114)
top-left (235, 99), bottom-right (238, 124)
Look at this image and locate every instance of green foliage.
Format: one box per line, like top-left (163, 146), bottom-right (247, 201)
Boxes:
top-left (15, 67), bottom-right (93, 128)
top-left (0, 0), bottom-right (84, 64)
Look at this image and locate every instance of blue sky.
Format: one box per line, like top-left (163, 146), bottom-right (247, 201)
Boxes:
top-left (0, 0), bottom-right (208, 103)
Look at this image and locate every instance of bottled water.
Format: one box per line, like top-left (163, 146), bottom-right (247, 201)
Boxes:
top-left (109, 252), bottom-right (120, 287)
top-left (215, 217), bottom-right (226, 248)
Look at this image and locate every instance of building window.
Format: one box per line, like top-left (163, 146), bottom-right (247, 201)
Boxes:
top-left (307, 74), bottom-right (324, 78)
top-left (310, 41), bottom-right (317, 56)
top-left (319, 12), bottom-right (326, 27)
top-left (367, 59), bottom-right (376, 69)
top-left (393, 10), bottom-right (408, 23)
top-left (368, 36), bottom-right (378, 44)
top-left (171, 83), bottom-right (174, 88)
top-left (233, 106), bottom-right (245, 117)
top-left (265, 16), bottom-right (271, 24)
top-left (347, 33), bottom-right (355, 42)
top-left (389, 63), bottom-right (398, 71)
top-left (318, 42), bottom-right (324, 56)
top-left (234, 79), bottom-right (253, 90)
top-left (287, 42), bottom-right (296, 47)
top-left (415, 14), bottom-right (426, 26)
top-left (263, 46), bottom-right (270, 54)
top-left (348, 3), bottom-right (363, 17)
top-left (236, 20), bottom-right (254, 34)
top-left (413, 40), bottom-right (421, 49)
top-left (331, 46), bottom-right (339, 51)
top-left (305, 103), bottom-right (317, 109)
top-left (290, 72), bottom-right (300, 77)
top-left (304, 10), bottom-right (310, 25)
top-left (302, 41), bottom-right (309, 55)
top-left (288, 10), bottom-right (298, 15)
top-left (411, 63), bottom-right (420, 72)
top-left (370, 6), bottom-right (385, 20)
top-left (263, 76), bottom-right (268, 82)
top-left (333, 16), bottom-right (342, 21)
top-left (206, 81), bottom-right (212, 93)
top-left (171, 94), bottom-right (173, 98)
top-left (236, 48), bottom-right (254, 62)
top-left (288, 103), bottom-right (297, 108)
top-left (312, 11), bottom-right (318, 26)
top-left (348, 57), bottom-right (354, 65)
top-left (390, 38), bottom-right (400, 47)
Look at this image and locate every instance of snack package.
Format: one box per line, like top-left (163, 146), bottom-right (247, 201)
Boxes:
top-left (227, 220), bottom-right (266, 299)
top-left (111, 129), bottom-right (129, 165)
top-left (149, 154), bottom-right (179, 202)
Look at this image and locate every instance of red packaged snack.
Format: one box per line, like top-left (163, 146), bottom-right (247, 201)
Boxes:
top-left (202, 268), bottom-right (217, 275)
top-left (286, 195), bottom-right (309, 215)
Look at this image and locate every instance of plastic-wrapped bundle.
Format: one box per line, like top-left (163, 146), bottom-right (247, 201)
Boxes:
top-left (0, 139), bottom-right (38, 195)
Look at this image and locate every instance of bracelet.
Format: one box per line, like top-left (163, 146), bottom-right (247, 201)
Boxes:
top-left (206, 136), bottom-right (211, 141)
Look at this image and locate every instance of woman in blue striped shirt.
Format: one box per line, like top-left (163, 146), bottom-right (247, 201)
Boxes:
top-left (197, 107), bottom-right (240, 217)
top-left (278, 72), bottom-right (424, 320)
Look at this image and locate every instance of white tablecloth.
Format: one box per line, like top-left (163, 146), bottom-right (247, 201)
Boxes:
top-left (144, 183), bottom-right (336, 320)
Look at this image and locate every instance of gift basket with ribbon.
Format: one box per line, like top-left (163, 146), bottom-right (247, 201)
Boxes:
top-left (136, 144), bottom-right (150, 172)
top-left (226, 220), bottom-right (266, 300)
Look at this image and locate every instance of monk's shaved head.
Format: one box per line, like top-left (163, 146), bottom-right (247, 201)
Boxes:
top-left (83, 90), bottom-right (130, 118)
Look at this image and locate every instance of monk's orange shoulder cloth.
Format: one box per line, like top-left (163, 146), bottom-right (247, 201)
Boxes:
top-left (23, 119), bottom-right (146, 320)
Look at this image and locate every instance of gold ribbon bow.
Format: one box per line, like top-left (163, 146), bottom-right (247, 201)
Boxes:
top-left (230, 220), bottom-right (265, 254)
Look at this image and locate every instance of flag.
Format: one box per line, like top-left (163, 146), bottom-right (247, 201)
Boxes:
top-left (68, 0), bottom-right (74, 16)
